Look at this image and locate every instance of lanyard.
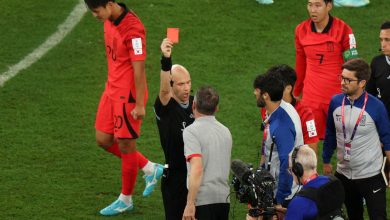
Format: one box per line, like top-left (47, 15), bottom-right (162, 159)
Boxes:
top-left (341, 92), bottom-right (368, 143)
top-left (303, 173), bottom-right (319, 185)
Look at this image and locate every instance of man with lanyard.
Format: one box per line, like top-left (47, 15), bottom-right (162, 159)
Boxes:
top-left (154, 38), bottom-right (194, 220)
top-left (294, 0), bottom-right (358, 140)
top-left (323, 58), bottom-right (390, 220)
top-left (367, 21), bottom-right (390, 118)
top-left (253, 73), bottom-right (303, 211)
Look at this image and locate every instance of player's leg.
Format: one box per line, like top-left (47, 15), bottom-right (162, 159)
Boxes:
top-left (141, 149), bottom-right (164, 196)
top-left (95, 93), bottom-right (161, 175)
top-left (95, 92), bottom-right (121, 157)
top-left (98, 101), bottom-right (138, 216)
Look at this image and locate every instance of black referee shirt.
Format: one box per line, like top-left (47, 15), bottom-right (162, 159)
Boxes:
top-left (154, 96), bottom-right (194, 171)
top-left (367, 55), bottom-right (390, 118)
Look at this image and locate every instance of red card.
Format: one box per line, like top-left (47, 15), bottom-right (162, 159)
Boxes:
top-left (167, 28), bottom-right (179, 44)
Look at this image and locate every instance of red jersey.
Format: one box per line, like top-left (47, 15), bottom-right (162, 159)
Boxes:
top-left (260, 100), bottom-right (318, 144)
top-left (104, 5), bottom-right (147, 103)
top-left (294, 16), bottom-right (357, 104)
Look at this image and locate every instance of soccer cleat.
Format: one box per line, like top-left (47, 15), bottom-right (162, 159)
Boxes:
top-left (99, 199), bottom-right (134, 216)
top-left (142, 163), bottom-right (164, 197)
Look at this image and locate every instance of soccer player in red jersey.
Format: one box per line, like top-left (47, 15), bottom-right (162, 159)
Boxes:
top-left (84, 0), bottom-right (163, 216)
top-left (294, 0), bottom-right (358, 139)
top-left (261, 65), bottom-right (319, 153)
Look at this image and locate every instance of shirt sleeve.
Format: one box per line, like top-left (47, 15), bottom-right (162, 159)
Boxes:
top-left (373, 100), bottom-right (390, 151)
top-left (366, 58), bottom-right (378, 97)
top-left (274, 127), bottom-right (294, 204)
top-left (341, 24), bottom-right (358, 61)
top-left (323, 99), bottom-right (337, 163)
top-left (183, 126), bottom-right (202, 161)
top-left (294, 26), bottom-right (306, 97)
top-left (300, 106), bottom-right (319, 144)
top-left (125, 18), bottom-right (146, 61)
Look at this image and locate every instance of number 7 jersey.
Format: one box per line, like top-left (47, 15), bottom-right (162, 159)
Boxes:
top-left (294, 16), bottom-right (358, 104)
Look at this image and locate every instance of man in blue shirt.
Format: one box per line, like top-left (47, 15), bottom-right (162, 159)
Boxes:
top-left (285, 145), bottom-right (344, 220)
top-left (253, 72), bottom-right (304, 208)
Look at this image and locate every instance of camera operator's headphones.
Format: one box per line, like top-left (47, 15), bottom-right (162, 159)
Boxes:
top-left (291, 146), bottom-right (304, 178)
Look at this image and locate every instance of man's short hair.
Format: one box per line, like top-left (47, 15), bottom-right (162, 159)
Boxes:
top-left (194, 86), bottom-right (219, 115)
top-left (266, 64), bottom-right (297, 88)
top-left (342, 58), bottom-right (371, 82)
top-left (84, 0), bottom-right (114, 9)
top-left (324, 0), bottom-right (333, 4)
top-left (253, 72), bottom-right (284, 102)
top-left (380, 21), bottom-right (390, 30)
top-left (295, 145), bottom-right (317, 171)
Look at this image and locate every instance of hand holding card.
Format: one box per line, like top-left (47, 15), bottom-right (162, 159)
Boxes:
top-left (167, 28), bottom-right (179, 44)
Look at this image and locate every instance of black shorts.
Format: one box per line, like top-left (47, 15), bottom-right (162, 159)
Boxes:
top-left (161, 169), bottom-right (187, 220)
top-left (195, 203), bottom-right (230, 220)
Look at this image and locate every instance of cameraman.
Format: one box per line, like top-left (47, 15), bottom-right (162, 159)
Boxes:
top-left (285, 145), bottom-right (344, 219)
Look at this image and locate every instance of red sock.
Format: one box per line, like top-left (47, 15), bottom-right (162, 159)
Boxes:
top-left (137, 151), bottom-right (148, 169)
top-left (106, 142), bottom-right (121, 158)
top-left (121, 151), bottom-right (138, 195)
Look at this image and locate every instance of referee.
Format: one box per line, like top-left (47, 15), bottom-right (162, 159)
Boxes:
top-left (154, 38), bottom-right (195, 220)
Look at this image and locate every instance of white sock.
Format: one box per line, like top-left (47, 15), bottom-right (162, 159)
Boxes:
top-left (118, 193), bottom-right (132, 206)
top-left (142, 161), bottom-right (155, 176)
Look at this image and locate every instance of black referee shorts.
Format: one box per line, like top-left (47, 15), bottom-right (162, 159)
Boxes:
top-left (161, 169), bottom-right (187, 220)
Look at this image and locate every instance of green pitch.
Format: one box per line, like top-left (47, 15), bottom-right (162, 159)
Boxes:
top-left (0, 0), bottom-right (389, 219)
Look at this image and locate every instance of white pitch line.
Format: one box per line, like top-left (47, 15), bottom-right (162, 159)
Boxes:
top-left (0, 0), bottom-right (87, 87)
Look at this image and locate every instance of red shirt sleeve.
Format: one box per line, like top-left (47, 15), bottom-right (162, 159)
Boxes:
top-left (124, 14), bottom-right (146, 61)
top-left (296, 103), bottom-right (319, 144)
top-left (294, 25), bottom-right (307, 98)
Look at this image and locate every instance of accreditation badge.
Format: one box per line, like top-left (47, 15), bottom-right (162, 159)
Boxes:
top-left (344, 142), bottom-right (351, 161)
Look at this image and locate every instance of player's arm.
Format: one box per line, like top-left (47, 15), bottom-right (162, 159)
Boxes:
top-left (294, 27), bottom-right (306, 98)
top-left (131, 60), bottom-right (146, 119)
top-left (127, 22), bottom-right (147, 120)
top-left (274, 129), bottom-right (294, 205)
top-left (159, 38), bottom-right (174, 106)
top-left (183, 157), bottom-right (203, 220)
top-left (342, 26), bottom-right (358, 61)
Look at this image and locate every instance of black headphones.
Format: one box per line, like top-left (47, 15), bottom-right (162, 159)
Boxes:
top-left (291, 146), bottom-right (304, 179)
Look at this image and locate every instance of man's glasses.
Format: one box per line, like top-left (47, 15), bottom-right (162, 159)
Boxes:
top-left (338, 75), bottom-right (360, 84)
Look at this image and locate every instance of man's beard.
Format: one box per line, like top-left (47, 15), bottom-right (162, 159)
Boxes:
top-left (257, 98), bottom-right (266, 108)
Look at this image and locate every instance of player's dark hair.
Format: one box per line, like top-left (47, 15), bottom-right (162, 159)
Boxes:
top-left (342, 58), bottom-right (371, 82)
top-left (380, 21), bottom-right (390, 30)
top-left (84, 0), bottom-right (115, 9)
top-left (194, 86), bottom-right (219, 115)
top-left (266, 64), bottom-right (297, 88)
top-left (253, 73), bottom-right (284, 102)
top-left (324, 0), bottom-right (333, 4)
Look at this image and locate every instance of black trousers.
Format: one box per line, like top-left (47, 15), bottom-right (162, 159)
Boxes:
top-left (335, 172), bottom-right (387, 220)
top-left (195, 203), bottom-right (230, 220)
top-left (161, 170), bottom-right (187, 220)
